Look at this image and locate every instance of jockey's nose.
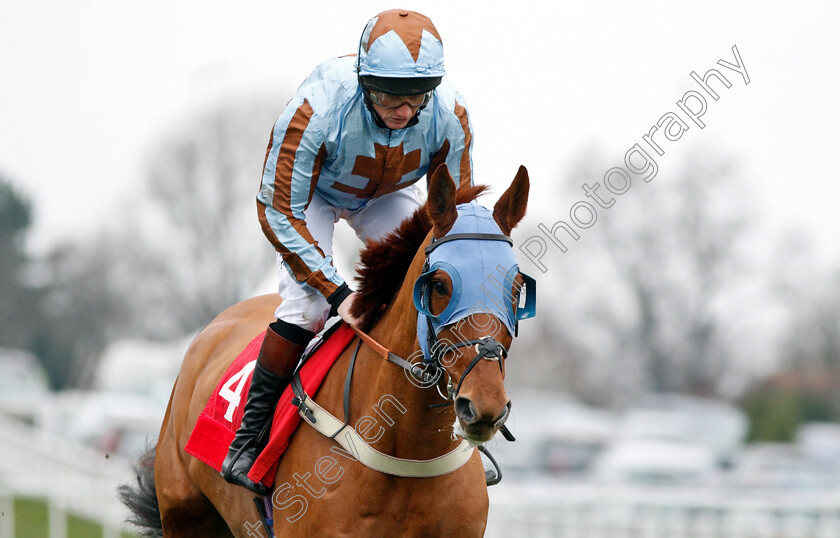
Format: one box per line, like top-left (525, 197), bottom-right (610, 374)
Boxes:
top-left (395, 103), bottom-right (414, 117)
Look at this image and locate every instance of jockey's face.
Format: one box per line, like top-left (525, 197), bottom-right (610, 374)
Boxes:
top-left (371, 101), bottom-right (418, 130)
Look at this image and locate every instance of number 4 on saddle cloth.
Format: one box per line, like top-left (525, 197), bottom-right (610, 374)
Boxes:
top-left (184, 322), bottom-right (357, 490)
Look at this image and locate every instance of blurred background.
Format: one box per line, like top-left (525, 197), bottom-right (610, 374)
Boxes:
top-left (2, 0), bottom-right (839, 536)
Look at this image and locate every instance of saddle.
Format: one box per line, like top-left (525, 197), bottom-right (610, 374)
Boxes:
top-left (184, 321), bottom-right (356, 489)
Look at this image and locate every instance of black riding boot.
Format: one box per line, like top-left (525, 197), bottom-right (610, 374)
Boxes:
top-left (221, 320), bottom-right (314, 494)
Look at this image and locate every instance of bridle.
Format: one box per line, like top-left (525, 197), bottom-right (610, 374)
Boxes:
top-left (414, 232), bottom-right (516, 404)
top-left (428, 338), bottom-right (508, 404)
top-left (296, 230), bottom-right (524, 426)
top-left (288, 222), bottom-right (534, 485)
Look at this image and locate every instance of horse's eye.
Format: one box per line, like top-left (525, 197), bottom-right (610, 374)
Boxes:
top-left (431, 279), bottom-right (448, 296)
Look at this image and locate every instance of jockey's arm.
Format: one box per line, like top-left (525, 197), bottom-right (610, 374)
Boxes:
top-left (257, 97), bottom-right (348, 307)
top-left (429, 89), bottom-right (474, 189)
top-left (447, 94), bottom-right (474, 189)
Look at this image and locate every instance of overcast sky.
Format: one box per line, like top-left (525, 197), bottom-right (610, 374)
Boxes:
top-left (2, 0), bottom-right (838, 269)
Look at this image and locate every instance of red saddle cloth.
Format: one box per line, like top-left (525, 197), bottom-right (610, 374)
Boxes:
top-left (184, 323), bottom-right (356, 488)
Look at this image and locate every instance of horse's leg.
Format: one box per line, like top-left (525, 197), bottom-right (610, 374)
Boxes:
top-left (189, 461), bottom-right (273, 538)
top-left (151, 295), bottom-right (282, 537)
top-left (156, 393), bottom-right (233, 537)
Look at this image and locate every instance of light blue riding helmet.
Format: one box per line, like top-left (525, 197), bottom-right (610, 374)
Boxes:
top-left (357, 9), bottom-right (446, 95)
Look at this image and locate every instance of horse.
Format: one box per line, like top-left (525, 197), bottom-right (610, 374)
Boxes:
top-left (120, 163), bottom-right (531, 537)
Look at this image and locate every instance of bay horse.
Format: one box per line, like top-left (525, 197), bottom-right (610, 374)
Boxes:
top-left (120, 164), bottom-right (530, 537)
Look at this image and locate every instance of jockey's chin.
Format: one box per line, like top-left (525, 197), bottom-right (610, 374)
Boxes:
top-left (386, 118), bottom-right (411, 129)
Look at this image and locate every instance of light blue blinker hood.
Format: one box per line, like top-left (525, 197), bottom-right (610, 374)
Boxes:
top-left (413, 202), bottom-right (536, 362)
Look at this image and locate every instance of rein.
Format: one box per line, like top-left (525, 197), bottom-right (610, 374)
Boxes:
top-left (349, 324), bottom-right (437, 383)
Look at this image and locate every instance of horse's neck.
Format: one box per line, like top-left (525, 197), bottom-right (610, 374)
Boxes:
top-left (356, 258), bottom-right (460, 459)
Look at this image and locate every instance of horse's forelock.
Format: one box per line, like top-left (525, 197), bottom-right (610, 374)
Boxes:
top-left (351, 184), bottom-right (488, 330)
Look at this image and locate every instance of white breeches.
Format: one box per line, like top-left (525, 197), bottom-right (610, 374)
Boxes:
top-left (274, 184), bottom-right (423, 332)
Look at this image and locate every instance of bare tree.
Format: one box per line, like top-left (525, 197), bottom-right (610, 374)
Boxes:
top-left (125, 92), bottom-right (290, 337)
top-left (503, 308), bottom-right (592, 398)
top-left (520, 147), bottom-right (759, 405)
top-left (34, 232), bottom-right (131, 387)
top-left (0, 178), bottom-right (35, 349)
top-left (602, 156), bottom-right (750, 395)
top-left (779, 264), bottom-right (840, 371)
top-left (3, 94), bottom-right (301, 388)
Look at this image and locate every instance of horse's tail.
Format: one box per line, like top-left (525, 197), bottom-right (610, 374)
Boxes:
top-left (118, 445), bottom-right (163, 537)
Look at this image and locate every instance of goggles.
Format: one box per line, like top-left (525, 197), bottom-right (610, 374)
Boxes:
top-left (367, 89), bottom-right (433, 109)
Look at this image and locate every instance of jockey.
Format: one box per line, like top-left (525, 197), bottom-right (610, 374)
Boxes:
top-left (222, 9), bottom-right (474, 494)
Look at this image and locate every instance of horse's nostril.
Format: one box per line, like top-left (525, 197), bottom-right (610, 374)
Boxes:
top-left (454, 397), bottom-right (477, 424)
top-left (492, 402), bottom-right (511, 428)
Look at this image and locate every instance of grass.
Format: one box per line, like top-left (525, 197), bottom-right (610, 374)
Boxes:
top-left (13, 497), bottom-right (138, 538)
top-left (13, 497), bottom-right (47, 537)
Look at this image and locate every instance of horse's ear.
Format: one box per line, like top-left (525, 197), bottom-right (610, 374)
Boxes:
top-left (427, 164), bottom-right (458, 236)
top-left (493, 165), bottom-right (530, 236)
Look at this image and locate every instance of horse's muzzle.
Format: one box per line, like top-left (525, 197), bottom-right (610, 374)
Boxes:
top-left (455, 396), bottom-right (510, 430)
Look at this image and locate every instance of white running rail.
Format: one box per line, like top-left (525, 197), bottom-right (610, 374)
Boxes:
top-left (0, 414), bottom-right (137, 537)
top-left (486, 481), bottom-right (840, 537)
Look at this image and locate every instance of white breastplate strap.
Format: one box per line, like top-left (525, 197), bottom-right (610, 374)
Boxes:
top-left (295, 393), bottom-right (475, 477)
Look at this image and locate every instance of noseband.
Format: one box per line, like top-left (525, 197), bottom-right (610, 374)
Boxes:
top-left (430, 337), bottom-right (508, 400)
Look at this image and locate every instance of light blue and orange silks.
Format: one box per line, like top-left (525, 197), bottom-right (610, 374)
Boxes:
top-left (258, 56), bottom-right (473, 300)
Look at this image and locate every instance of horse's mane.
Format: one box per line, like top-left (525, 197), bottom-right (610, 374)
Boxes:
top-left (351, 184), bottom-right (488, 330)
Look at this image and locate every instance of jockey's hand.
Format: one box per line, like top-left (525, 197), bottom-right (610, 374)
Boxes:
top-left (337, 291), bottom-right (362, 328)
